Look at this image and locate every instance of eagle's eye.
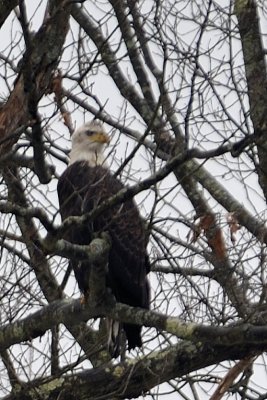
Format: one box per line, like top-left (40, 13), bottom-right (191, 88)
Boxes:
top-left (85, 130), bottom-right (95, 136)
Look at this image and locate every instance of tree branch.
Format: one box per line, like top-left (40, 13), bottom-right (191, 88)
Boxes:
top-left (0, 0), bottom-right (71, 155)
top-left (2, 293), bottom-right (267, 353)
top-left (1, 338), bottom-right (265, 400)
top-left (235, 0), bottom-right (267, 200)
top-left (0, 1), bottom-right (18, 29)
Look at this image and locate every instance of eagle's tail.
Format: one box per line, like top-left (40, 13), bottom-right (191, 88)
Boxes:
top-left (106, 319), bottom-right (143, 357)
top-left (123, 323), bottom-right (142, 350)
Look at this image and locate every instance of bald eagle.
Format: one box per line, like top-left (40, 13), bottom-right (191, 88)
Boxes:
top-left (57, 121), bottom-right (150, 355)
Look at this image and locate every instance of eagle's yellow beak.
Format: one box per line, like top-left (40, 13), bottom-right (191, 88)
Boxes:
top-left (90, 132), bottom-right (110, 144)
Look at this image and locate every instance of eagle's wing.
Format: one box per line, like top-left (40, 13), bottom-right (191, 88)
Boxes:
top-left (57, 162), bottom-right (94, 294)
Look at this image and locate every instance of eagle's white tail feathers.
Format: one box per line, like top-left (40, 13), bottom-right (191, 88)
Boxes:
top-left (106, 318), bottom-right (121, 358)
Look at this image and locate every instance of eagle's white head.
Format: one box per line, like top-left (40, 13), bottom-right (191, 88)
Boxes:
top-left (69, 120), bottom-right (110, 166)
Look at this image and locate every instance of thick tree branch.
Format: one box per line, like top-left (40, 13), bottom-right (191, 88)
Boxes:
top-left (109, 0), bottom-right (156, 109)
top-left (0, 0), bottom-right (71, 155)
top-left (71, 4), bottom-right (158, 126)
top-left (2, 292), bottom-right (267, 354)
top-left (0, 1), bottom-right (18, 29)
top-left (235, 0), bottom-right (267, 200)
top-left (1, 337), bottom-right (265, 400)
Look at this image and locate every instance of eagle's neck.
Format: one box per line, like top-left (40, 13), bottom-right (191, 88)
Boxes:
top-left (69, 146), bottom-right (106, 167)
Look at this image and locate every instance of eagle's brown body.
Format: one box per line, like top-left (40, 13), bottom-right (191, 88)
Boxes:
top-left (58, 143), bottom-right (150, 351)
